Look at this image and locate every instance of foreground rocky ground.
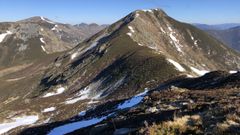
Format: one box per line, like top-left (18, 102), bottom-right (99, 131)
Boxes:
top-left (70, 88), bottom-right (240, 135)
top-left (18, 71), bottom-right (240, 135)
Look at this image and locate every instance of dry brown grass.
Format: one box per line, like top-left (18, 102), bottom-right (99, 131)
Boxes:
top-left (146, 115), bottom-right (202, 135)
top-left (226, 113), bottom-right (240, 124)
top-left (214, 113), bottom-right (240, 134)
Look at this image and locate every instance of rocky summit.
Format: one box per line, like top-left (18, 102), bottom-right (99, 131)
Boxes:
top-left (0, 9), bottom-right (239, 135)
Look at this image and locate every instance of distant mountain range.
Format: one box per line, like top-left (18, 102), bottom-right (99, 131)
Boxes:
top-left (74, 23), bottom-right (108, 36)
top-left (206, 26), bottom-right (240, 52)
top-left (193, 23), bottom-right (240, 52)
top-left (0, 17), bottom-right (106, 68)
top-left (193, 23), bottom-right (240, 30)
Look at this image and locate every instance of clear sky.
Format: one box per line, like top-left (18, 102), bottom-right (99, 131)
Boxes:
top-left (0, 0), bottom-right (239, 25)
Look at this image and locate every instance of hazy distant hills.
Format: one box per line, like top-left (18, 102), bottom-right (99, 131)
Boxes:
top-left (193, 23), bottom-right (240, 30)
top-left (193, 23), bottom-right (240, 52)
top-left (74, 23), bottom-right (108, 37)
top-left (206, 26), bottom-right (240, 52)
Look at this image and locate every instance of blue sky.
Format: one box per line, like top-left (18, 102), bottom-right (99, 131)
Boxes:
top-left (0, 0), bottom-right (239, 24)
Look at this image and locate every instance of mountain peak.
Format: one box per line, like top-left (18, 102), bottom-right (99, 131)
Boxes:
top-left (19, 16), bottom-right (42, 22)
top-left (89, 23), bottom-right (100, 27)
top-left (115, 8), bottom-right (240, 72)
top-left (133, 8), bottom-right (167, 18)
top-left (18, 16), bottom-right (56, 24)
top-left (117, 8), bottom-right (169, 27)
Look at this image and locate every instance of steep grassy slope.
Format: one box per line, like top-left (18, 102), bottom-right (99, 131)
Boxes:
top-left (37, 9), bottom-right (240, 100)
top-left (36, 24), bottom-right (181, 99)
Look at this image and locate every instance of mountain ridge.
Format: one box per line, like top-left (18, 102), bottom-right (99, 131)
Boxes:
top-left (0, 16), bottom-right (106, 68)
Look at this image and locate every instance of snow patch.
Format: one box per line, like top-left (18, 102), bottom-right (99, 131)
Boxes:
top-left (127, 32), bottom-right (132, 37)
top-left (142, 9), bottom-right (153, 13)
top-left (40, 16), bottom-right (55, 24)
top-left (167, 26), bottom-right (173, 32)
top-left (194, 40), bottom-right (198, 45)
top-left (160, 27), bottom-right (166, 34)
top-left (135, 13), bottom-right (140, 17)
top-left (169, 32), bottom-right (183, 53)
top-left (41, 45), bottom-right (47, 53)
top-left (128, 26), bottom-right (135, 33)
top-left (0, 31), bottom-right (12, 43)
top-left (71, 52), bottom-right (78, 60)
top-left (117, 89), bottom-right (148, 110)
top-left (65, 87), bottom-right (90, 104)
top-left (138, 43), bottom-right (143, 46)
top-left (189, 33), bottom-right (194, 41)
top-left (78, 111), bottom-right (86, 116)
top-left (93, 76), bottom-right (125, 100)
top-left (0, 115), bottom-right (38, 134)
top-left (50, 88), bottom-right (148, 135)
top-left (43, 87), bottom-right (66, 98)
top-left (75, 86), bottom-right (91, 99)
top-left (186, 74), bottom-right (194, 78)
top-left (64, 97), bottom-right (84, 104)
top-left (229, 71), bottom-right (238, 74)
top-left (65, 77), bottom-right (125, 104)
top-left (40, 38), bottom-right (46, 44)
top-left (190, 67), bottom-right (209, 76)
top-left (167, 27), bottom-right (183, 53)
top-left (148, 45), bottom-right (157, 50)
top-left (40, 16), bottom-right (45, 21)
top-left (73, 34), bottom-right (107, 60)
top-left (169, 33), bottom-right (178, 42)
top-left (81, 35), bottom-right (106, 52)
top-left (167, 59), bottom-right (186, 72)
top-left (126, 26), bottom-right (135, 37)
top-left (189, 33), bottom-right (198, 46)
top-left (42, 107), bottom-right (56, 113)
top-left (51, 25), bottom-right (58, 31)
top-left (48, 113), bottom-right (114, 135)
top-left (88, 100), bottom-right (99, 104)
